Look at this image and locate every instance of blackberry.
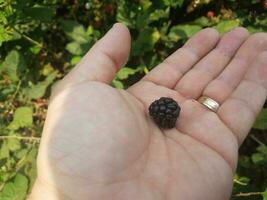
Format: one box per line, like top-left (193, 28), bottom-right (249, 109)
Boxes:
top-left (149, 97), bottom-right (181, 129)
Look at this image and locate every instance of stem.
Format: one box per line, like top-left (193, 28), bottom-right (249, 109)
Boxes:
top-left (11, 80), bottom-right (21, 101)
top-left (233, 178), bottom-right (247, 186)
top-left (10, 26), bottom-right (56, 55)
top-left (0, 135), bottom-right (41, 142)
top-left (21, 34), bottom-right (43, 48)
top-left (0, 80), bottom-right (8, 84)
top-left (250, 134), bottom-right (265, 146)
top-left (10, 27), bottom-right (42, 47)
top-left (235, 192), bottom-right (262, 197)
top-left (143, 66), bottom-right (149, 74)
top-left (15, 144), bottom-right (37, 173)
top-left (0, 183), bottom-right (4, 191)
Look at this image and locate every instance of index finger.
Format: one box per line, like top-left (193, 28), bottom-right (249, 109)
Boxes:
top-left (142, 28), bottom-right (219, 88)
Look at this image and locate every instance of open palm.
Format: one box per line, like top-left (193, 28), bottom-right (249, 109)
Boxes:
top-left (30, 24), bottom-right (267, 200)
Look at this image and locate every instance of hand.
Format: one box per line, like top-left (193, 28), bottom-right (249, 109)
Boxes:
top-left (29, 23), bottom-right (267, 200)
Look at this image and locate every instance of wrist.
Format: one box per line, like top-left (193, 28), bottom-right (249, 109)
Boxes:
top-left (28, 178), bottom-right (66, 200)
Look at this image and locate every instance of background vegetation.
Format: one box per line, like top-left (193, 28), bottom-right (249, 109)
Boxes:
top-left (0, 0), bottom-right (267, 199)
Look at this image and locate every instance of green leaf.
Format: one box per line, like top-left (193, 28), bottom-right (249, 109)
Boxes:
top-left (149, 8), bottom-right (170, 22)
top-left (233, 174), bottom-right (250, 185)
top-left (7, 107), bottom-right (33, 130)
top-left (71, 56), bottom-right (82, 65)
top-left (26, 71), bottom-right (58, 100)
top-left (0, 174), bottom-right (28, 200)
top-left (257, 145), bottom-right (267, 154)
top-left (0, 141), bottom-right (9, 159)
top-left (66, 42), bottom-right (83, 55)
top-left (29, 45), bottom-right (42, 55)
top-left (0, 11), bottom-right (8, 24)
top-left (116, 68), bottom-right (138, 80)
top-left (61, 20), bottom-right (90, 43)
top-left (112, 79), bottom-right (124, 89)
top-left (169, 24), bottom-right (202, 41)
top-left (0, 25), bottom-right (13, 46)
top-left (251, 153), bottom-right (266, 165)
top-left (193, 17), bottom-right (211, 26)
top-left (251, 145), bottom-right (267, 165)
top-left (133, 28), bottom-right (160, 55)
top-left (176, 0), bottom-right (185, 7)
top-left (116, 0), bottom-right (137, 28)
top-left (0, 84), bottom-right (16, 101)
top-left (0, 138), bottom-right (21, 166)
top-left (140, 0), bottom-right (152, 10)
top-left (24, 148), bottom-right (37, 188)
top-left (162, 0), bottom-right (185, 7)
top-left (15, 149), bottom-right (28, 159)
top-left (213, 20), bottom-right (240, 34)
top-left (253, 109), bottom-right (267, 130)
top-left (86, 26), bottom-right (94, 35)
top-left (136, 12), bottom-right (151, 29)
top-left (25, 6), bottom-right (54, 22)
top-left (1, 50), bottom-right (26, 82)
top-left (263, 188), bottom-right (267, 200)
top-left (7, 139), bottom-right (21, 152)
top-left (246, 26), bottom-right (264, 34)
top-left (41, 63), bottom-right (55, 76)
top-left (66, 42), bottom-right (90, 55)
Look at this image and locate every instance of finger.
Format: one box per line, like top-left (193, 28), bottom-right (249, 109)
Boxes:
top-left (60, 23), bottom-right (131, 86)
top-left (142, 28), bottom-right (219, 88)
top-left (175, 27), bottom-right (249, 99)
top-left (203, 33), bottom-right (267, 103)
top-left (218, 52), bottom-right (267, 145)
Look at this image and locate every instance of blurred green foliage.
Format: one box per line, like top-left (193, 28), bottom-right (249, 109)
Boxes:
top-left (0, 0), bottom-right (266, 199)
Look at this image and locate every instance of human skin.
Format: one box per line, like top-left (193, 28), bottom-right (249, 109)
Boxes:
top-left (28, 23), bottom-right (267, 200)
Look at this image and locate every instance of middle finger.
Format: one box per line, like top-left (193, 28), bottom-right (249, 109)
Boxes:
top-left (175, 27), bottom-right (249, 99)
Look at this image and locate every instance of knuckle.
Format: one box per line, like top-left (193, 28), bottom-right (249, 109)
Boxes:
top-left (233, 27), bottom-right (250, 38)
top-left (234, 27), bottom-right (249, 33)
top-left (50, 80), bottom-right (62, 97)
top-left (225, 27), bottom-right (249, 38)
top-left (244, 32), bottom-right (267, 50)
top-left (176, 83), bottom-right (196, 99)
top-left (253, 52), bottom-right (267, 71)
top-left (257, 51), bottom-right (267, 61)
top-left (253, 52), bottom-right (267, 90)
top-left (203, 27), bottom-right (220, 38)
top-left (191, 28), bottom-right (219, 42)
top-left (249, 32), bottom-right (267, 43)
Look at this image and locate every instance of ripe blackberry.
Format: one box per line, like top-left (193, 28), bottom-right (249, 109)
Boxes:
top-left (149, 97), bottom-right (181, 129)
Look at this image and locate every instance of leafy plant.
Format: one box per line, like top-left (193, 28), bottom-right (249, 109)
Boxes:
top-left (0, 0), bottom-right (266, 199)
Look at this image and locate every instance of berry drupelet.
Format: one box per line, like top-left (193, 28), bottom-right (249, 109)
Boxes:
top-left (149, 97), bottom-right (181, 129)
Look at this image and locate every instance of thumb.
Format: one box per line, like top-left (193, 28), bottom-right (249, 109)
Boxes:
top-left (63, 23), bottom-right (131, 85)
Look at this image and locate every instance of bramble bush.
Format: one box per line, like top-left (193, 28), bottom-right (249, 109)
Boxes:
top-left (0, 0), bottom-right (266, 199)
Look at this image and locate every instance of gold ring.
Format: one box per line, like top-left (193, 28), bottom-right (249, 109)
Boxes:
top-left (198, 96), bottom-right (220, 112)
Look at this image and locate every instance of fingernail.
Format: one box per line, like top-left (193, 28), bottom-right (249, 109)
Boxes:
top-left (106, 23), bottom-right (120, 35)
